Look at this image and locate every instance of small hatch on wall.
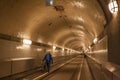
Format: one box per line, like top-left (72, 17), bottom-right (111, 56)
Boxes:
top-left (46, 0), bottom-right (54, 6)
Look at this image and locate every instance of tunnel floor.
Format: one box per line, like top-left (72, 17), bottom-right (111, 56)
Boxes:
top-left (18, 55), bottom-right (94, 80)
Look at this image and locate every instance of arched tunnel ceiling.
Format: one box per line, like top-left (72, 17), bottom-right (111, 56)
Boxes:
top-left (0, 0), bottom-right (106, 51)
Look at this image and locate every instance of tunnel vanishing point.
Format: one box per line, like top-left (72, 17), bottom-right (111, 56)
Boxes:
top-left (0, 0), bottom-right (120, 80)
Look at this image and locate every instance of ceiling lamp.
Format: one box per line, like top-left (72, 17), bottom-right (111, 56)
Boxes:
top-left (46, 0), bottom-right (54, 6)
top-left (108, 0), bottom-right (118, 13)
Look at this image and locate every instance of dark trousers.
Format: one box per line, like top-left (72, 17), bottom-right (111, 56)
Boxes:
top-left (45, 62), bottom-right (50, 72)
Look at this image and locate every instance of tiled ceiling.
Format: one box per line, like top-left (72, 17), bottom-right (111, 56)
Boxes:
top-left (0, 0), bottom-right (107, 51)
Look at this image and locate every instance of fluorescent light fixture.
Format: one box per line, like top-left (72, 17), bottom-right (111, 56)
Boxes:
top-left (108, 0), bottom-right (118, 13)
top-left (23, 39), bottom-right (32, 45)
top-left (46, 0), bottom-right (54, 6)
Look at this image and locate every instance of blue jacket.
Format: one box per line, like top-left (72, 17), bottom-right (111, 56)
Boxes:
top-left (44, 53), bottom-right (53, 63)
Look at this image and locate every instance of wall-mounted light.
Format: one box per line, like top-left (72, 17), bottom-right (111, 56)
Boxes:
top-left (89, 46), bottom-right (91, 49)
top-left (62, 48), bottom-right (64, 51)
top-left (46, 0), bottom-right (54, 6)
top-left (53, 45), bottom-right (56, 50)
top-left (108, 0), bottom-right (118, 13)
top-left (93, 37), bottom-right (98, 44)
top-left (23, 39), bottom-right (32, 45)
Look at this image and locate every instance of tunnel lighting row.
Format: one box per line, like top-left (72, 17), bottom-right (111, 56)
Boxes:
top-left (53, 45), bottom-right (68, 52)
top-left (52, 45), bottom-right (80, 53)
top-left (109, 0), bottom-right (118, 14)
top-left (22, 38), bottom-right (74, 53)
top-left (15, 38), bottom-right (78, 53)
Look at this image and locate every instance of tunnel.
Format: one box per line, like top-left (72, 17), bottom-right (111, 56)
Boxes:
top-left (0, 0), bottom-right (120, 80)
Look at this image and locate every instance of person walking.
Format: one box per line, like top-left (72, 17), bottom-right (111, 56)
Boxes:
top-left (43, 51), bottom-right (53, 72)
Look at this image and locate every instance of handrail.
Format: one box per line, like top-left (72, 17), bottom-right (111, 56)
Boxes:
top-left (0, 57), bottom-right (34, 62)
top-left (87, 55), bottom-right (120, 80)
top-left (0, 55), bottom-right (77, 78)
